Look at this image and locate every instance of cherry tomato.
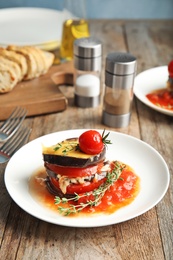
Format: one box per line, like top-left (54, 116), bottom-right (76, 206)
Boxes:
top-left (45, 161), bottom-right (104, 178)
top-left (79, 130), bottom-right (104, 155)
top-left (168, 60), bottom-right (173, 78)
top-left (50, 177), bottom-right (106, 194)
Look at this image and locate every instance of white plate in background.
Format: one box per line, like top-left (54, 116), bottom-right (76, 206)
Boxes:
top-left (4, 129), bottom-right (170, 227)
top-left (0, 7), bottom-right (72, 48)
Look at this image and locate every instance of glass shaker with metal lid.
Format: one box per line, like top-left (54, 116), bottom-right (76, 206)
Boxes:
top-left (102, 52), bottom-right (137, 127)
top-left (73, 37), bottom-right (102, 107)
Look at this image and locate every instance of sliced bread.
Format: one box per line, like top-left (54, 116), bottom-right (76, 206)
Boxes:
top-left (22, 46), bottom-right (45, 77)
top-left (0, 56), bottom-right (22, 82)
top-left (0, 48), bottom-right (27, 80)
top-left (43, 51), bottom-right (55, 71)
top-left (0, 62), bottom-right (18, 93)
top-left (7, 45), bottom-right (38, 80)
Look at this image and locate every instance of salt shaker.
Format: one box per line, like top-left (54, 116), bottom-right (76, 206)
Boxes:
top-left (102, 52), bottom-right (137, 128)
top-left (73, 37), bottom-right (102, 107)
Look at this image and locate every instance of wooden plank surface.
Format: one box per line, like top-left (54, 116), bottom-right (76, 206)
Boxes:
top-left (0, 20), bottom-right (173, 260)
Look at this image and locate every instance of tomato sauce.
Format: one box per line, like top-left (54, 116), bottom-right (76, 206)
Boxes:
top-left (146, 89), bottom-right (173, 111)
top-left (29, 164), bottom-right (140, 216)
top-left (83, 168), bottom-right (140, 215)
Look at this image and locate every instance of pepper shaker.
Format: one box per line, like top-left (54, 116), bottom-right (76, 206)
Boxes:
top-left (102, 52), bottom-right (137, 128)
top-left (73, 37), bottom-right (102, 107)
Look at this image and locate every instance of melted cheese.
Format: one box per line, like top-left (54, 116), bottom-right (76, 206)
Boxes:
top-left (42, 139), bottom-right (92, 159)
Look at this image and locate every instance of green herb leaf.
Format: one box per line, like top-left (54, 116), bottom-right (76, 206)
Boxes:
top-left (102, 129), bottom-right (112, 146)
top-left (54, 143), bottom-right (62, 151)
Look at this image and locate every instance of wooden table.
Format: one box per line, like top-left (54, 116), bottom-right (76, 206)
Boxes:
top-left (0, 20), bottom-right (173, 260)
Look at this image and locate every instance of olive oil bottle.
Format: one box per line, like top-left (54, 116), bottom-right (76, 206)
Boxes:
top-left (60, 19), bottom-right (90, 61)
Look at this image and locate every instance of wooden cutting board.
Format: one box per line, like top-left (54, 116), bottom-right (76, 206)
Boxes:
top-left (0, 61), bottom-right (74, 121)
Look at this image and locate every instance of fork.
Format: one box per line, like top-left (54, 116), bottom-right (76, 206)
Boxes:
top-left (0, 126), bottom-right (31, 163)
top-left (0, 107), bottom-right (27, 143)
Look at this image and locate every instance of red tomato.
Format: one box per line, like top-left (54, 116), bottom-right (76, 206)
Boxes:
top-left (50, 177), bottom-right (106, 194)
top-left (46, 162), bottom-right (104, 178)
top-left (168, 60), bottom-right (173, 78)
top-left (79, 130), bottom-right (104, 155)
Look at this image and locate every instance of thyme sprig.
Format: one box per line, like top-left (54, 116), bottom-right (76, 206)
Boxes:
top-left (102, 129), bottom-right (112, 146)
top-left (54, 161), bottom-right (125, 216)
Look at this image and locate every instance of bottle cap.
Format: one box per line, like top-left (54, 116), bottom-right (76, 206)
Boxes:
top-left (106, 52), bottom-right (137, 75)
top-left (74, 37), bottom-right (102, 58)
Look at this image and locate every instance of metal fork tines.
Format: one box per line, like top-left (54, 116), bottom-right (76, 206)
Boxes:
top-left (0, 107), bottom-right (27, 142)
top-left (0, 126), bottom-right (31, 162)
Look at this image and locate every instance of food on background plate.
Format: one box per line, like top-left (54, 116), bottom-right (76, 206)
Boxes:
top-left (146, 60), bottom-right (173, 110)
top-left (41, 130), bottom-right (140, 216)
top-left (0, 45), bottom-right (54, 93)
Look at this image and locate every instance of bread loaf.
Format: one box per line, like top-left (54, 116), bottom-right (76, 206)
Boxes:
top-left (0, 45), bottom-right (55, 93)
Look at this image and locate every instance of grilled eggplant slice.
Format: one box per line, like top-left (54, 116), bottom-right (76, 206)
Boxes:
top-left (43, 138), bottom-right (106, 167)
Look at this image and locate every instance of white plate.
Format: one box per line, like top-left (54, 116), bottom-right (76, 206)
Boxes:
top-left (4, 129), bottom-right (170, 227)
top-left (134, 66), bottom-right (173, 116)
top-left (0, 7), bottom-right (72, 48)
